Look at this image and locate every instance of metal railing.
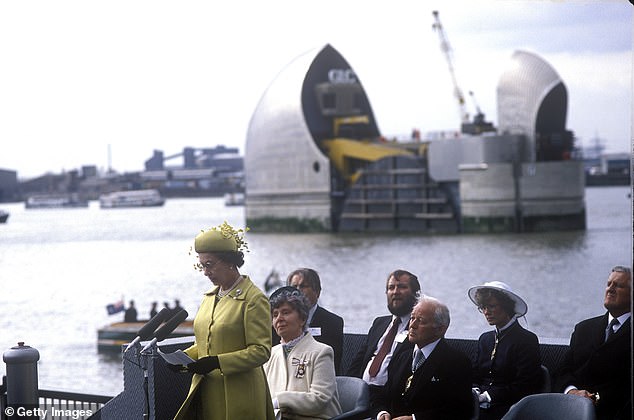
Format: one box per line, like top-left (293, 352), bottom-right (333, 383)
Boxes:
top-left (38, 388), bottom-right (112, 413)
top-left (1, 376), bottom-right (112, 419)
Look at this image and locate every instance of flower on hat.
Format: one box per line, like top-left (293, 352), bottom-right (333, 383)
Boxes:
top-left (190, 221), bottom-right (250, 271)
top-left (212, 221), bottom-right (250, 253)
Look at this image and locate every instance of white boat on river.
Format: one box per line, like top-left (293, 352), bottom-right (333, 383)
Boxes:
top-left (99, 189), bottom-right (165, 209)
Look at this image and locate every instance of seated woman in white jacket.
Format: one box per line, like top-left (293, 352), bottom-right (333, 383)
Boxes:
top-left (264, 286), bottom-right (342, 420)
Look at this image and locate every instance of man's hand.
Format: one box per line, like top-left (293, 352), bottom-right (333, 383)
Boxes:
top-left (567, 389), bottom-right (598, 405)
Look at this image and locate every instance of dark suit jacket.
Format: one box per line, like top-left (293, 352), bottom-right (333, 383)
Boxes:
top-left (371, 338), bottom-right (473, 420)
top-left (555, 313), bottom-right (632, 420)
top-left (272, 305), bottom-right (344, 374)
top-left (473, 320), bottom-right (542, 417)
top-left (346, 315), bottom-right (410, 379)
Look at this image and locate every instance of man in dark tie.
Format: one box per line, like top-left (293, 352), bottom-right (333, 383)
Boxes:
top-left (272, 268), bottom-right (345, 374)
top-left (555, 265), bottom-right (632, 420)
top-left (371, 295), bottom-right (473, 420)
top-left (346, 270), bottom-right (420, 397)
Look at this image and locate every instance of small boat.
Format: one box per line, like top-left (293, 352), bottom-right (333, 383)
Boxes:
top-left (99, 189), bottom-right (165, 209)
top-left (25, 193), bottom-right (89, 209)
top-left (0, 209), bottom-right (9, 223)
top-left (97, 320), bottom-right (194, 352)
top-left (224, 192), bottom-right (245, 206)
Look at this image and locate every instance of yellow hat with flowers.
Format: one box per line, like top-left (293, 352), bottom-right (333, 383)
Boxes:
top-left (194, 221), bottom-right (249, 253)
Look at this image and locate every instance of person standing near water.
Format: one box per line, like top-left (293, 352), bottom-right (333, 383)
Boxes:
top-left (172, 221), bottom-right (275, 420)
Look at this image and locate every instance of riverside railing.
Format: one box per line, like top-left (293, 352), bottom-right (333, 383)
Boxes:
top-left (38, 388), bottom-right (112, 414)
top-left (1, 376), bottom-right (112, 419)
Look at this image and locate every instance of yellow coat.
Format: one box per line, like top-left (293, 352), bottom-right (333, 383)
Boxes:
top-left (174, 276), bottom-right (276, 420)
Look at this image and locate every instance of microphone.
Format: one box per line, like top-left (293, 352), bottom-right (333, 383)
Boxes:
top-left (125, 307), bottom-right (172, 352)
top-left (141, 309), bottom-right (188, 353)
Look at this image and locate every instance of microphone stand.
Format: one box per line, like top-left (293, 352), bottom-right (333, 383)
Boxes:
top-left (122, 341), bottom-right (156, 420)
top-left (140, 344), bottom-right (154, 420)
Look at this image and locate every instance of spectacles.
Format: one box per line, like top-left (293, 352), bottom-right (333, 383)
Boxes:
top-left (200, 260), bottom-right (221, 271)
top-left (477, 304), bottom-right (499, 313)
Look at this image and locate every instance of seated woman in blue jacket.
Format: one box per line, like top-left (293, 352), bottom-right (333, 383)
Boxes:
top-left (468, 281), bottom-right (542, 420)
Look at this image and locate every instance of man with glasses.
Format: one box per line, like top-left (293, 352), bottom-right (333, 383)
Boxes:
top-left (272, 268), bottom-right (345, 374)
top-left (371, 295), bottom-right (472, 420)
top-left (347, 269), bottom-right (420, 399)
top-left (555, 265), bottom-right (632, 420)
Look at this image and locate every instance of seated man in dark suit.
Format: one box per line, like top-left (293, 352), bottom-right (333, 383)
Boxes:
top-left (346, 270), bottom-right (420, 395)
top-left (371, 295), bottom-right (473, 420)
top-left (272, 268), bottom-right (345, 374)
top-left (555, 265), bottom-right (632, 420)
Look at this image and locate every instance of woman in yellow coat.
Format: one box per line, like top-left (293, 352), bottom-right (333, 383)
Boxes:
top-left (173, 222), bottom-right (275, 420)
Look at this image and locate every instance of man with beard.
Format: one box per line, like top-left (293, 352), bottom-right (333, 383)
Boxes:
top-left (347, 269), bottom-right (420, 399)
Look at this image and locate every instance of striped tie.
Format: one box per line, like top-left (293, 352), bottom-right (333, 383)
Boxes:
top-left (606, 318), bottom-right (620, 342)
top-left (412, 349), bottom-right (425, 372)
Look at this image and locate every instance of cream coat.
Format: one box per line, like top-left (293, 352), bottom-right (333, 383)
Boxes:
top-left (263, 333), bottom-right (342, 420)
top-left (174, 276), bottom-right (275, 420)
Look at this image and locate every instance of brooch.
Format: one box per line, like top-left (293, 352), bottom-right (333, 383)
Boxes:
top-left (403, 374), bottom-right (414, 395)
top-left (292, 357), bottom-right (309, 378)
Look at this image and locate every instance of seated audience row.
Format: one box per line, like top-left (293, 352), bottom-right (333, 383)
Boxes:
top-left (166, 223), bottom-right (631, 420)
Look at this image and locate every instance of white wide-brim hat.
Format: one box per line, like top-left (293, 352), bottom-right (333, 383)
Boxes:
top-left (468, 281), bottom-right (528, 317)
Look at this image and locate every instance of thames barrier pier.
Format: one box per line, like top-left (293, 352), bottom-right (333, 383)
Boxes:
top-left (244, 45), bottom-right (585, 233)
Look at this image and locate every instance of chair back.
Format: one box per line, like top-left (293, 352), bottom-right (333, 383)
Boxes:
top-left (330, 376), bottom-right (370, 420)
top-left (502, 393), bottom-right (596, 420)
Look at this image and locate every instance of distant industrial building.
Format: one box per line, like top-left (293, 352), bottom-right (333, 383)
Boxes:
top-left (140, 146), bottom-right (244, 196)
top-left (0, 169), bottom-right (19, 202)
top-left (1, 145), bottom-right (244, 202)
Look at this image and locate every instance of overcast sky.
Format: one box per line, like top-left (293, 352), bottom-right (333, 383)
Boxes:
top-left (0, 0), bottom-right (631, 179)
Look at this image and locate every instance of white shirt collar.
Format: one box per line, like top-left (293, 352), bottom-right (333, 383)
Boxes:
top-left (307, 304), bottom-right (318, 325)
top-left (496, 315), bottom-right (518, 334)
top-left (414, 338), bottom-right (441, 360)
top-left (608, 312), bottom-right (631, 332)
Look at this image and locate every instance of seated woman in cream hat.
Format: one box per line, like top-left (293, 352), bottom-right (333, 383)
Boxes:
top-left (468, 281), bottom-right (542, 420)
top-left (172, 221), bottom-right (275, 420)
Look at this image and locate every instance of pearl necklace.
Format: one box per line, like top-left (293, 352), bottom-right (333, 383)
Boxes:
top-left (217, 275), bottom-right (242, 298)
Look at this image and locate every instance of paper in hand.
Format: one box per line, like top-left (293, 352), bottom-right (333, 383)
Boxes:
top-left (157, 349), bottom-right (195, 365)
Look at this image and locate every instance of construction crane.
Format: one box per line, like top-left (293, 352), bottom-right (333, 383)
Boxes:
top-left (432, 10), bottom-right (469, 125)
top-left (432, 11), bottom-right (495, 135)
top-left (468, 90), bottom-right (485, 124)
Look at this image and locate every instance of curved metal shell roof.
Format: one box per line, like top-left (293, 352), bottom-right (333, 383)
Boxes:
top-left (245, 44), bottom-right (379, 228)
top-left (497, 50), bottom-right (568, 162)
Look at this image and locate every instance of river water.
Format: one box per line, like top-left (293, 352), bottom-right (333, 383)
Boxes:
top-left (0, 186), bottom-right (631, 396)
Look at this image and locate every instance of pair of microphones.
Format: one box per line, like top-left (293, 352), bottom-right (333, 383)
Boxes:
top-left (125, 307), bottom-right (189, 353)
